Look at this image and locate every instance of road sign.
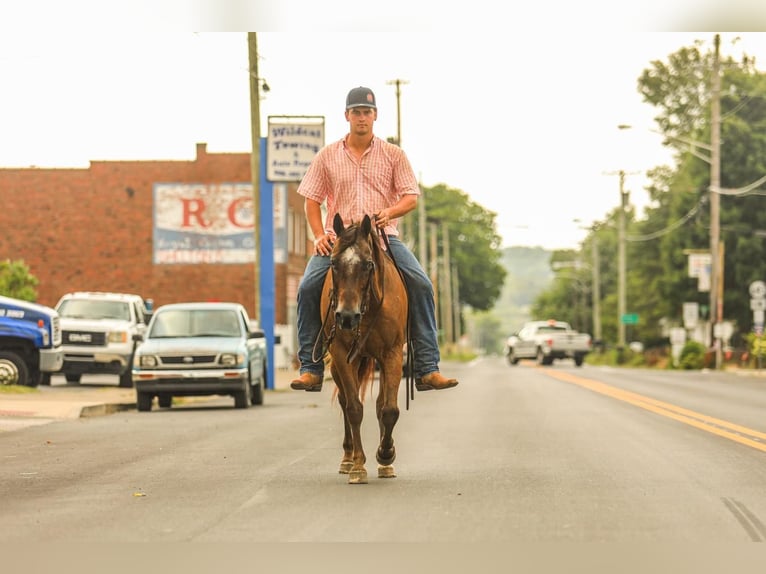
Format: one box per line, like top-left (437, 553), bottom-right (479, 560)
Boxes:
top-left (750, 280), bottom-right (766, 299)
top-left (621, 313), bottom-right (639, 325)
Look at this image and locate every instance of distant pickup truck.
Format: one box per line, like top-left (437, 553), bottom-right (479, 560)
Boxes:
top-left (504, 320), bottom-right (592, 367)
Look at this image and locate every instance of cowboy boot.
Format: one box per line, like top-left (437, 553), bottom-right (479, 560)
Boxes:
top-left (290, 372), bottom-right (323, 392)
top-left (415, 371), bottom-right (459, 391)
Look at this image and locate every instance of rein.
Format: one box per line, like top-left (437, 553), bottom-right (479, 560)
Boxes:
top-left (312, 215), bottom-right (415, 409)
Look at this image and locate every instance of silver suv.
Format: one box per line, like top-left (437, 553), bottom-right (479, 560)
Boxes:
top-left (52, 292), bottom-right (152, 387)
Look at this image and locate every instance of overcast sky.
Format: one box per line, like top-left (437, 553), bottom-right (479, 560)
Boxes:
top-left (3, 25), bottom-right (766, 249)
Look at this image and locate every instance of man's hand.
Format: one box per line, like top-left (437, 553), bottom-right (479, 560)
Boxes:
top-left (313, 233), bottom-right (333, 256)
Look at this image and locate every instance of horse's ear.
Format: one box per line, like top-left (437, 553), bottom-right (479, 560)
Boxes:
top-left (361, 214), bottom-right (372, 236)
top-left (333, 213), bottom-right (345, 236)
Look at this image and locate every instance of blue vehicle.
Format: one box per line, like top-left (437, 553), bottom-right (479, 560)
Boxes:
top-left (132, 301), bottom-right (268, 411)
top-left (0, 295), bottom-right (64, 387)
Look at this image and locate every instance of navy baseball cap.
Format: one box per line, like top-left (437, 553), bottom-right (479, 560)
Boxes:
top-left (346, 86), bottom-right (377, 109)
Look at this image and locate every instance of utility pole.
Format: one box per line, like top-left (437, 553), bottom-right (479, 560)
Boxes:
top-left (247, 33), bottom-right (262, 321)
top-left (618, 170), bottom-right (628, 349)
top-left (710, 33), bottom-right (723, 369)
top-left (591, 233), bottom-right (602, 342)
top-left (441, 221), bottom-right (453, 346)
top-left (386, 79), bottom-right (408, 147)
top-left (387, 79), bottom-right (410, 239)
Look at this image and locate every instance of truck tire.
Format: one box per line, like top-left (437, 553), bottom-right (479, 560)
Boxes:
top-left (118, 369), bottom-right (133, 388)
top-left (507, 349), bottom-right (519, 365)
top-left (250, 367), bottom-right (264, 406)
top-left (65, 373), bottom-right (82, 384)
top-left (234, 381), bottom-right (251, 409)
top-left (137, 392), bottom-right (153, 412)
top-left (40, 372), bottom-right (52, 386)
top-left (0, 351), bottom-right (30, 387)
top-left (574, 354), bottom-right (585, 367)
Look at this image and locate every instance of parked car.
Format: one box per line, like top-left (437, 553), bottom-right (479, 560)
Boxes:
top-left (504, 319), bottom-right (592, 367)
top-left (52, 291), bottom-right (152, 387)
top-left (132, 301), bottom-right (267, 411)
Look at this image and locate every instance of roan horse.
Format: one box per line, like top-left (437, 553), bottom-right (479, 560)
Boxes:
top-left (318, 213), bottom-right (410, 484)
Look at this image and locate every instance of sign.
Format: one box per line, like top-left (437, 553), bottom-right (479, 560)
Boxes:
top-left (749, 280), bottom-right (766, 299)
top-left (682, 302), bottom-right (699, 329)
top-left (621, 313), bottom-right (639, 325)
top-left (266, 117), bottom-right (325, 182)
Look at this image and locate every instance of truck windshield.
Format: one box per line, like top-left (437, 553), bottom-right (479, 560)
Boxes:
top-left (58, 300), bottom-right (131, 321)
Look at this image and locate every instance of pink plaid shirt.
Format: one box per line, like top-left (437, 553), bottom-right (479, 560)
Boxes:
top-left (297, 135), bottom-right (420, 239)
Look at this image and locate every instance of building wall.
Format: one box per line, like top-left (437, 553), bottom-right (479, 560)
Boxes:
top-left (0, 143), bottom-right (311, 330)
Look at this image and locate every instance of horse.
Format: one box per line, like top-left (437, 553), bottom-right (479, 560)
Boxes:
top-left (319, 213), bottom-right (409, 484)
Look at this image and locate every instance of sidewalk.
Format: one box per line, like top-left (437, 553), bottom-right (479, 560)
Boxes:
top-left (0, 367), bottom-right (301, 421)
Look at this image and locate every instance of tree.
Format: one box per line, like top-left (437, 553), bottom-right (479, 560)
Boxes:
top-left (0, 259), bottom-right (39, 301)
top-left (531, 36), bottom-right (766, 350)
top-left (412, 183), bottom-right (507, 313)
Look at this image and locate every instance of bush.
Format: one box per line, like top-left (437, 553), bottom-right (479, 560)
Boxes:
top-left (678, 340), bottom-right (706, 370)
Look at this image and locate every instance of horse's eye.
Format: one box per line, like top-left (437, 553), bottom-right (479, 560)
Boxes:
top-left (365, 261), bottom-right (374, 270)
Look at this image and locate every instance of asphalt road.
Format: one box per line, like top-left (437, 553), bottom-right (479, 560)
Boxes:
top-left (3, 356), bottom-right (766, 545)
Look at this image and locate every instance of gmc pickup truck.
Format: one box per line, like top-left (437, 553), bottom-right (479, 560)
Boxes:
top-left (0, 295), bottom-right (64, 387)
top-left (504, 319), bottom-right (592, 367)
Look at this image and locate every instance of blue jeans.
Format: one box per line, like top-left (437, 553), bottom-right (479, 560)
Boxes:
top-left (296, 236), bottom-right (440, 378)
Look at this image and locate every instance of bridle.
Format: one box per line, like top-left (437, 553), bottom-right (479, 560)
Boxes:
top-left (312, 215), bottom-right (415, 407)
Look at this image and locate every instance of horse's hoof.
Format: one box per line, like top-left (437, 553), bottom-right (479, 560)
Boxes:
top-left (377, 464), bottom-right (396, 478)
top-left (348, 468), bottom-right (368, 484)
top-left (338, 461), bottom-right (353, 474)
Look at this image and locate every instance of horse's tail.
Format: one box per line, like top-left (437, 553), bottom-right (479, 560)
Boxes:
top-left (358, 357), bottom-right (375, 401)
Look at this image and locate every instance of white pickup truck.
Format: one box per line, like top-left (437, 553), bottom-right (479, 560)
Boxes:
top-left (504, 320), bottom-right (592, 367)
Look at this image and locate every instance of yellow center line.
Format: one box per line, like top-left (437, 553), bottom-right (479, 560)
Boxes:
top-left (542, 368), bottom-right (766, 453)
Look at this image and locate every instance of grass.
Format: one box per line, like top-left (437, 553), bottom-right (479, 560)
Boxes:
top-left (0, 384), bottom-right (38, 394)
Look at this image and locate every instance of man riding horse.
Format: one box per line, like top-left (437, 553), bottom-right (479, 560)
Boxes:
top-left (291, 86), bottom-right (459, 394)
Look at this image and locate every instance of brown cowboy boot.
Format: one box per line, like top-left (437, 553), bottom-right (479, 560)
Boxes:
top-left (415, 371), bottom-right (459, 391)
top-left (290, 372), bottom-right (323, 392)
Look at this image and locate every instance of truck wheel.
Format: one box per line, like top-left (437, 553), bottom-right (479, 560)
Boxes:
top-left (574, 355), bottom-right (585, 367)
top-left (535, 348), bottom-right (546, 366)
top-left (157, 394), bottom-right (172, 408)
top-left (508, 349), bottom-right (519, 365)
top-left (137, 392), bottom-right (153, 412)
top-left (250, 367), bottom-right (264, 406)
top-left (40, 372), bottom-right (52, 386)
top-left (118, 369), bottom-right (133, 388)
top-left (0, 351), bottom-right (30, 387)
top-left (234, 381), bottom-right (251, 409)
top-left (65, 373), bottom-right (82, 384)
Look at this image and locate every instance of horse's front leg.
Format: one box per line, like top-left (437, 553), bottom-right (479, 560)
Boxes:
top-left (334, 361), bottom-right (367, 484)
top-left (375, 365), bottom-right (400, 478)
top-left (332, 363), bottom-right (354, 475)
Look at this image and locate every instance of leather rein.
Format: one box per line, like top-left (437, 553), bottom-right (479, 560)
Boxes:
top-left (312, 217), bottom-right (415, 407)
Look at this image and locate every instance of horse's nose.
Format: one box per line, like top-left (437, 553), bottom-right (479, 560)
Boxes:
top-left (336, 310), bottom-right (361, 330)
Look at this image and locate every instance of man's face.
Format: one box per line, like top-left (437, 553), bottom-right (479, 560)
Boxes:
top-left (345, 106), bottom-right (377, 134)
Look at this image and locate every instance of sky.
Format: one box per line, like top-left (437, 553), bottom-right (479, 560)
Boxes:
top-left (3, 21), bottom-right (766, 249)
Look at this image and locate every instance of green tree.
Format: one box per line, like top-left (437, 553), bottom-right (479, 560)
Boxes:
top-left (545, 36), bottom-right (766, 351)
top-left (411, 183), bottom-right (507, 314)
top-left (0, 259), bottom-right (39, 301)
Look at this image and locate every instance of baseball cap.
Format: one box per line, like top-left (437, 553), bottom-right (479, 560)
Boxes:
top-left (346, 86), bottom-right (377, 109)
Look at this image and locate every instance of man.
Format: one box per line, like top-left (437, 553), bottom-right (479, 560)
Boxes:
top-left (290, 86), bottom-right (458, 393)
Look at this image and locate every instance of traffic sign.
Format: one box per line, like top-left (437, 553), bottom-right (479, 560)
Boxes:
top-left (621, 313), bottom-right (639, 325)
top-left (750, 280), bottom-right (766, 299)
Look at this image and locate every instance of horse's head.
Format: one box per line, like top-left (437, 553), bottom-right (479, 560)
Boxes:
top-left (330, 213), bottom-right (376, 330)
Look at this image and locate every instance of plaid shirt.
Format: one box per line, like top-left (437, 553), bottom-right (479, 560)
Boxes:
top-left (297, 135), bottom-right (419, 238)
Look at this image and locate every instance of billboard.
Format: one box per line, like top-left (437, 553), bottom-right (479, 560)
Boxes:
top-left (152, 182), bottom-right (286, 265)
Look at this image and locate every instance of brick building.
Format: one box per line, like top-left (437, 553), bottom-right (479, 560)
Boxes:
top-left (0, 143), bottom-right (311, 368)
